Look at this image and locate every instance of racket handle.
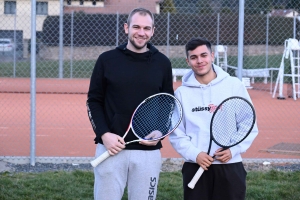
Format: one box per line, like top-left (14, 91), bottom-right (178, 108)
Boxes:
top-left (90, 151), bottom-right (111, 167)
top-left (188, 167), bottom-right (205, 189)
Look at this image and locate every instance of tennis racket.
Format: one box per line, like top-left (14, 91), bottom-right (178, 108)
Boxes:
top-left (90, 93), bottom-right (183, 167)
top-left (188, 96), bottom-right (256, 189)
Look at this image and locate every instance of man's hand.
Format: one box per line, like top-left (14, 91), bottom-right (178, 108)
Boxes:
top-left (214, 148), bottom-right (232, 163)
top-left (139, 130), bottom-right (162, 146)
top-left (101, 132), bottom-right (125, 155)
top-left (196, 152), bottom-right (214, 170)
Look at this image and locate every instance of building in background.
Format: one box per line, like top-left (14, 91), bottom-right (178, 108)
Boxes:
top-left (0, 0), bottom-right (161, 58)
top-left (63, 0), bottom-right (161, 14)
top-left (0, 0), bottom-right (60, 57)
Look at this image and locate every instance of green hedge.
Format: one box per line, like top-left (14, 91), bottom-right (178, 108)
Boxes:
top-left (42, 13), bottom-right (297, 46)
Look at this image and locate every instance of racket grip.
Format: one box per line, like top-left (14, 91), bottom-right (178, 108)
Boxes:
top-left (90, 151), bottom-right (111, 167)
top-left (188, 167), bottom-right (205, 189)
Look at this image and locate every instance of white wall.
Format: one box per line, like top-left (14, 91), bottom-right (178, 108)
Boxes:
top-left (0, 0), bottom-right (60, 39)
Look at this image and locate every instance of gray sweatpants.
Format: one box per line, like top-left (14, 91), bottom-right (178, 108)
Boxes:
top-left (94, 144), bottom-right (162, 200)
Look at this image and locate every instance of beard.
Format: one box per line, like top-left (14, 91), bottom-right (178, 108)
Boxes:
top-left (128, 37), bottom-right (148, 50)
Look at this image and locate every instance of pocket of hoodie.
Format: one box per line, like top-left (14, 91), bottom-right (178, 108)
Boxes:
top-left (110, 114), bottom-right (131, 135)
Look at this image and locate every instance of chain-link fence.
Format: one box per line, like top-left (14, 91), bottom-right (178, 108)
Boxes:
top-left (0, 0), bottom-right (299, 165)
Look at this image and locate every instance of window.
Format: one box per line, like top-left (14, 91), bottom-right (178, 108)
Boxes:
top-left (4, 1), bottom-right (16, 14)
top-left (36, 2), bottom-right (48, 15)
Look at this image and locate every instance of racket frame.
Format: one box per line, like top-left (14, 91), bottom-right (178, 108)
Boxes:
top-left (91, 93), bottom-right (183, 167)
top-left (210, 96), bottom-right (256, 149)
top-left (127, 93), bottom-right (183, 144)
top-left (188, 96), bottom-right (256, 189)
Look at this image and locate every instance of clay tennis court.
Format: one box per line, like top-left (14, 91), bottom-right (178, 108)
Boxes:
top-left (0, 78), bottom-right (299, 160)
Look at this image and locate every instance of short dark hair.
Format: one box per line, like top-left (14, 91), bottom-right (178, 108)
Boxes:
top-left (127, 7), bottom-right (154, 26)
top-left (185, 37), bottom-right (212, 58)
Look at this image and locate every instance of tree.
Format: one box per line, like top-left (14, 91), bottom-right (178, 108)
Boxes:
top-left (245, 0), bottom-right (273, 15)
top-left (197, 0), bottom-right (213, 14)
top-left (286, 0), bottom-right (300, 12)
top-left (160, 0), bottom-right (177, 13)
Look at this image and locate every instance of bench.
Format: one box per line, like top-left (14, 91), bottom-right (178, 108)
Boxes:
top-left (173, 67), bottom-right (272, 83)
top-left (172, 66), bottom-right (279, 89)
top-left (227, 65), bottom-right (279, 92)
top-left (227, 65), bottom-right (277, 84)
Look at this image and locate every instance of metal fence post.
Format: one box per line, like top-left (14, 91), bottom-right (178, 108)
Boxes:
top-left (30, 0), bottom-right (37, 166)
top-left (237, 0), bottom-right (245, 80)
top-left (59, 0), bottom-right (64, 79)
top-left (70, 11), bottom-right (74, 78)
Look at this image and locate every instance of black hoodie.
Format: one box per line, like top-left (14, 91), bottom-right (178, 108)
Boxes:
top-left (87, 43), bottom-right (174, 150)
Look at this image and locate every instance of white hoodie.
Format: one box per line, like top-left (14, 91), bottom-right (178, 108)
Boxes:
top-left (169, 64), bottom-right (259, 164)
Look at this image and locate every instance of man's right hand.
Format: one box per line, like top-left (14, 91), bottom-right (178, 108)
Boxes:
top-left (101, 132), bottom-right (125, 155)
top-left (196, 152), bottom-right (213, 170)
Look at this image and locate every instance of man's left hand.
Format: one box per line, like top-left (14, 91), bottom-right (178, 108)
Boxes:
top-left (214, 148), bottom-right (232, 163)
top-left (139, 130), bottom-right (162, 146)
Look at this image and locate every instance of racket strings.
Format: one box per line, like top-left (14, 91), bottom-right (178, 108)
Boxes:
top-left (131, 95), bottom-right (182, 140)
top-left (212, 98), bottom-right (255, 147)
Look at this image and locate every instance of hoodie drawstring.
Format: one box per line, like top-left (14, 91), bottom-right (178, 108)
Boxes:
top-left (200, 84), bottom-right (212, 106)
top-left (209, 84), bottom-right (212, 104)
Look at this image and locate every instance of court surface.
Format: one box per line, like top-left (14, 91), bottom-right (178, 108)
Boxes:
top-left (0, 78), bottom-right (299, 160)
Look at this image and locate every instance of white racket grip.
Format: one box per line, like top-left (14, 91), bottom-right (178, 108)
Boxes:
top-left (188, 167), bottom-right (205, 189)
top-left (90, 151), bottom-right (111, 167)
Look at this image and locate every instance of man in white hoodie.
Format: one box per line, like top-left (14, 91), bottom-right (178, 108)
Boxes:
top-left (169, 37), bottom-right (258, 200)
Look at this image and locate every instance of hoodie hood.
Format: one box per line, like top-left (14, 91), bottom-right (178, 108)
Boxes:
top-left (181, 64), bottom-right (230, 105)
top-left (182, 64), bottom-right (230, 88)
top-left (116, 43), bottom-right (158, 63)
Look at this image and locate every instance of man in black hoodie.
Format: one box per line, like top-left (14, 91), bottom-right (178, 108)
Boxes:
top-left (87, 7), bottom-right (174, 200)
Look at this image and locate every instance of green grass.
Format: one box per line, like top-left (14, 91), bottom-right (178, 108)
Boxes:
top-left (0, 55), bottom-right (287, 78)
top-left (0, 60), bottom-right (96, 78)
top-left (0, 54), bottom-right (293, 84)
top-left (171, 54), bottom-right (284, 70)
top-left (0, 170), bottom-right (299, 200)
